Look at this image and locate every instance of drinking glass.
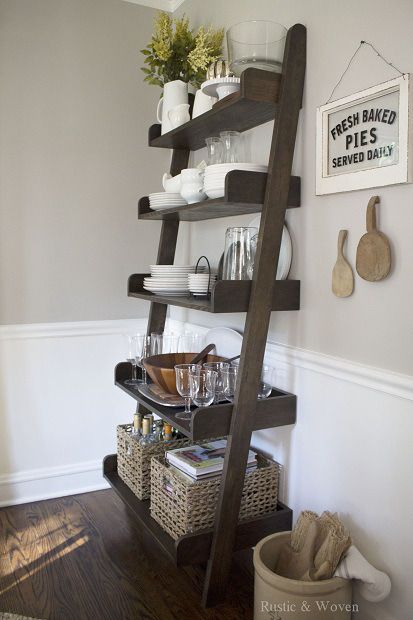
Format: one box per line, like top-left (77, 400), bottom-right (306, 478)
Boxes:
top-left (189, 369), bottom-right (218, 408)
top-left (203, 361), bottom-right (230, 403)
top-left (221, 367), bottom-right (239, 402)
top-left (205, 136), bottom-right (224, 165)
top-left (258, 365), bottom-right (276, 399)
top-left (220, 131), bottom-right (245, 164)
top-left (223, 227), bottom-right (258, 280)
top-left (124, 334), bottom-right (140, 386)
top-left (177, 332), bottom-right (204, 353)
top-left (175, 364), bottom-right (202, 419)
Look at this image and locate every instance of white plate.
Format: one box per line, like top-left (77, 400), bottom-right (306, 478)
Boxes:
top-left (205, 163), bottom-right (267, 172)
top-left (150, 264), bottom-right (197, 268)
top-left (149, 192), bottom-right (182, 198)
top-left (248, 215), bottom-right (292, 280)
top-left (205, 327), bottom-right (243, 359)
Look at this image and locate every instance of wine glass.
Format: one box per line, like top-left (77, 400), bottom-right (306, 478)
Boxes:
top-left (258, 365), bottom-right (276, 399)
top-left (189, 369), bottom-right (218, 408)
top-left (203, 361), bottom-right (230, 403)
top-left (135, 335), bottom-right (151, 384)
top-left (175, 364), bottom-right (201, 419)
top-left (221, 366), bottom-right (239, 402)
top-left (124, 334), bottom-right (141, 386)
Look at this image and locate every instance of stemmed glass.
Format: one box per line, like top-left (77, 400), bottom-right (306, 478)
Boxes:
top-left (175, 364), bottom-right (201, 419)
top-left (203, 362), bottom-right (230, 403)
top-left (189, 369), bottom-right (218, 408)
top-left (221, 366), bottom-right (239, 402)
top-left (258, 365), bottom-right (276, 399)
top-left (124, 334), bottom-right (140, 386)
top-left (135, 334), bottom-right (151, 384)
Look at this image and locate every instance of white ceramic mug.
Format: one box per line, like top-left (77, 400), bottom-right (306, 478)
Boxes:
top-left (192, 89), bottom-right (217, 118)
top-left (162, 173), bottom-right (182, 192)
top-left (168, 103), bottom-right (190, 129)
top-left (180, 168), bottom-right (207, 204)
top-left (156, 80), bottom-right (188, 134)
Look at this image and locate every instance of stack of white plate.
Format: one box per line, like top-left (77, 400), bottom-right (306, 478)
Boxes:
top-left (204, 163), bottom-right (268, 199)
top-left (188, 273), bottom-right (217, 297)
top-left (149, 192), bottom-right (187, 211)
top-left (144, 265), bottom-right (205, 296)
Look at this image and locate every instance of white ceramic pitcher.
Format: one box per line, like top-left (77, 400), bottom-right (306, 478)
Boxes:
top-left (157, 80), bottom-right (188, 134)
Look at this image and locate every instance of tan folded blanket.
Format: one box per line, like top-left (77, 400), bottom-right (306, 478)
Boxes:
top-left (275, 510), bottom-right (351, 581)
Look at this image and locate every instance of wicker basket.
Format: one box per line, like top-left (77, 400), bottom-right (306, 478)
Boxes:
top-left (150, 454), bottom-right (279, 540)
top-left (117, 424), bottom-right (190, 500)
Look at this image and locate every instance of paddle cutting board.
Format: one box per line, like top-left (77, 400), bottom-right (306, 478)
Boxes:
top-left (332, 230), bottom-right (354, 297)
top-left (356, 196), bottom-right (391, 282)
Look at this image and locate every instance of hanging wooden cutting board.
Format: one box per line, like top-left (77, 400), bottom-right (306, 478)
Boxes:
top-left (356, 196), bottom-right (391, 281)
top-left (332, 229), bottom-right (354, 297)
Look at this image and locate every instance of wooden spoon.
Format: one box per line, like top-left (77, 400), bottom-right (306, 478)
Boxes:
top-left (356, 196), bottom-right (391, 281)
top-left (189, 343), bottom-right (216, 365)
top-left (332, 230), bottom-right (354, 297)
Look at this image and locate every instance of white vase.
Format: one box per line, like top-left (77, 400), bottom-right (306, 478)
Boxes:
top-left (156, 80), bottom-right (188, 134)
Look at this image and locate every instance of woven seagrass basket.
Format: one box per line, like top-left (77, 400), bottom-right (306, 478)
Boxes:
top-left (117, 424), bottom-right (190, 500)
top-left (150, 454), bottom-right (279, 540)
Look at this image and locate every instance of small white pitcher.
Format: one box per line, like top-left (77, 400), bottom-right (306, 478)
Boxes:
top-left (156, 80), bottom-right (188, 134)
top-left (180, 168), bottom-right (207, 204)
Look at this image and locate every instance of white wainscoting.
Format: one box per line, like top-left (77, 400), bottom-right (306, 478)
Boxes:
top-left (0, 318), bottom-right (182, 507)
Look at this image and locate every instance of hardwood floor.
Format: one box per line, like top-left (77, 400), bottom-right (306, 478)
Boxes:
top-left (0, 490), bottom-right (253, 620)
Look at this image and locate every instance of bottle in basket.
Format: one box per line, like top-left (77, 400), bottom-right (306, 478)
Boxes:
top-left (139, 417), bottom-right (155, 446)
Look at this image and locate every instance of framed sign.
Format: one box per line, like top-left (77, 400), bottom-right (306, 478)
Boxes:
top-left (316, 74), bottom-right (413, 194)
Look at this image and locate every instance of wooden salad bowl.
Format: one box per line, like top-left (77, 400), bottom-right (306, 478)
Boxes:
top-left (143, 352), bottom-right (226, 396)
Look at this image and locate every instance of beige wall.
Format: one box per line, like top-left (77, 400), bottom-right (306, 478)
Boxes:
top-left (176, 0), bottom-right (413, 377)
top-left (0, 0), bottom-right (170, 324)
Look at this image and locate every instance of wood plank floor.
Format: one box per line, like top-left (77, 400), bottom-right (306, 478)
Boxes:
top-left (0, 489), bottom-right (253, 620)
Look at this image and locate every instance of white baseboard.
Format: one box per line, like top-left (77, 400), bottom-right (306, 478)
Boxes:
top-left (0, 460), bottom-right (108, 507)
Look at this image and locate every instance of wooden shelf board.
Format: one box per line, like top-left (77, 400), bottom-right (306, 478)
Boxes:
top-left (148, 69), bottom-right (282, 151)
top-left (103, 454), bottom-right (293, 567)
top-left (128, 275), bottom-right (300, 314)
top-left (115, 362), bottom-right (297, 441)
top-left (139, 172), bottom-right (301, 222)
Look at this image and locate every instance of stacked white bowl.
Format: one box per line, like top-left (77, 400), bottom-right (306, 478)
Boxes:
top-left (204, 163), bottom-right (268, 199)
top-left (188, 272), bottom-right (217, 296)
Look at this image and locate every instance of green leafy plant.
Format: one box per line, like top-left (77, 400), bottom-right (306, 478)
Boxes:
top-left (141, 12), bottom-right (224, 89)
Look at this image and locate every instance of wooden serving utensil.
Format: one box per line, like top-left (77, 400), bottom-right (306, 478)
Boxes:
top-left (189, 343), bottom-right (216, 365)
top-left (356, 196), bottom-right (391, 281)
top-left (332, 230), bottom-right (354, 298)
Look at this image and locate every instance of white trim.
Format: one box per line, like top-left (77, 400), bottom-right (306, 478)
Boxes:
top-left (0, 317), bottom-right (183, 341)
top-left (122, 0), bottom-right (186, 12)
top-left (264, 341), bottom-right (413, 402)
top-left (183, 320), bottom-right (413, 401)
top-left (0, 459), bottom-right (102, 486)
top-left (0, 460), bottom-right (109, 508)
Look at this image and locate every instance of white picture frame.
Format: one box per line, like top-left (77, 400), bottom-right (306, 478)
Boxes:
top-left (316, 74), bottom-right (413, 195)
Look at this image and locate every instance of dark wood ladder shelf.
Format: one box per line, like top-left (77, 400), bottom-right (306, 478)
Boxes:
top-left (103, 454), bottom-right (293, 567)
top-left (111, 23), bottom-right (306, 608)
top-left (128, 274), bottom-right (300, 313)
top-left (139, 171), bottom-right (300, 221)
top-left (148, 68), bottom-right (282, 151)
top-left (115, 363), bottom-right (296, 442)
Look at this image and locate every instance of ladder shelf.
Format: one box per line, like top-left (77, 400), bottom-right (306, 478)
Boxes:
top-left (107, 23), bottom-right (306, 608)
